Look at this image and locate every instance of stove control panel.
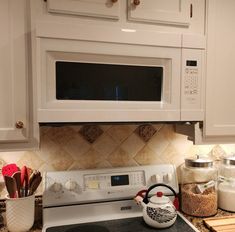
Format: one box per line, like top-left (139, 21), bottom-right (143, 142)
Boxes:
top-left (43, 164), bottom-right (178, 207)
top-left (84, 171), bottom-right (145, 190)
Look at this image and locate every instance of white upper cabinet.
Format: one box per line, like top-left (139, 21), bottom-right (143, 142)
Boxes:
top-left (0, 0), bottom-right (28, 142)
top-left (128, 0), bottom-right (191, 26)
top-left (204, 0), bottom-right (235, 138)
top-left (47, 0), bottom-right (120, 20)
top-left (0, 0), bottom-right (38, 149)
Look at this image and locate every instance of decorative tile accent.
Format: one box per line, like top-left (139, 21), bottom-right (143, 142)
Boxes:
top-left (135, 124), bottom-right (157, 142)
top-left (79, 125), bottom-right (103, 143)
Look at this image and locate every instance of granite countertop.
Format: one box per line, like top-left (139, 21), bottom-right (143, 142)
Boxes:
top-left (183, 209), bottom-right (235, 232)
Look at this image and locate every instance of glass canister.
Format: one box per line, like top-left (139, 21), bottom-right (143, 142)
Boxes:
top-left (180, 155), bottom-right (218, 217)
top-left (218, 155), bottom-right (235, 212)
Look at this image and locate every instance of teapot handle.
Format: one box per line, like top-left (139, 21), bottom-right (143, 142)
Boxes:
top-left (142, 183), bottom-right (179, 210)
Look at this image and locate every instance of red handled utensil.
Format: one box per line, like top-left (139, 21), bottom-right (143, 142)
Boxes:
top-left (21, 166), bottom-right (29, 197)
top-left (2, 164), bottom-right (18, 177)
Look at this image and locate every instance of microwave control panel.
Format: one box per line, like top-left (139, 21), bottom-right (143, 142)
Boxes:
top-left (181, 49), bottom-right (204, 121)
top-left (184, 61), bottom-right (199, 96)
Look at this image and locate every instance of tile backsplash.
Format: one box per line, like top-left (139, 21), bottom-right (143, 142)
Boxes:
top-left (0, 123), bottom-right (234, 196)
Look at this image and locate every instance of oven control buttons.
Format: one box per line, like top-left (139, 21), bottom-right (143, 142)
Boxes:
top-left (65, 180), bottom-right (77, 191)
top-left (52, 182), bottom-right (63, 192)
top-left (163, 173), bottom-right (173, 183)
top-left (151, 174), bottom-right (162, 183)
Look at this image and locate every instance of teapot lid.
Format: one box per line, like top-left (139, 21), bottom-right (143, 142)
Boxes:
top-left (150, 192), bottom-right (170, 204)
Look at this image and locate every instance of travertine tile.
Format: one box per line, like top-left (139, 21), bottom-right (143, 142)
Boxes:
top-left (121, 133), bottom-right (145, 157)
top-left (64, 134), bottom-right (91, 160)
top-left (161, 144), bottom-right (185, 167)
top-left (170, 133), bottom-right (193, 154)
top-left (92, 133), bottom-right (118, 157)
top-left (17, 151), bottom-right (44, 170)
top-left (148, 131), bottom-right (170, 155)
top-left (208, 145), bottom-right (227, 160)
top-left (47, 148), bottom-right (74, 171)
top-left (107, 125), bottom-right (134, 144)
top-left (220, 144), bottom-right (235, 155)
top-left (134, 145), bottom-right (165, 165)
top-left (0, 151), bottom-right (25, 165)
top-left (46, 126), bottom-right (76, 145)
top-left (107, 148), bottom-right (138, 167)
top-left (37, 135), bottom-right (58, 162)
top-left (76, 148), bottom-right (105, 169)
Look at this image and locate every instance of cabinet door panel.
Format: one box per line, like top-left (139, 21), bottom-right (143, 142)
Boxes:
top-left (47, 0), bottom-right (120, 20)
top-left (0, 0), bottom-right (28, 142)
top-left (128, 0), bottom-right (190, 26)
top-left (205, 0), bottom-right (235, 136)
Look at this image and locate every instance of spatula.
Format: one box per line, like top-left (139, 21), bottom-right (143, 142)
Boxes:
top-left (29, 174), bottom-right (42, 196)
top-left (2, 164), bottom-right (18, 177)
top-left (12, 171), bottom-right (21, 198)
top-left (4, 176), bottom-right (17, 198)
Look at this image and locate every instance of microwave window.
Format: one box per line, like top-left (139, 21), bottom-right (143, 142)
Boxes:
top-left (56, 61), bottom-right (163, 101)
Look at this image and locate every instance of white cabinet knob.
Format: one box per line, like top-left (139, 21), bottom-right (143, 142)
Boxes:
top-left (52, 182), bottom-right (62, 192)
top-left (65, 180), bottom-right (77, 191)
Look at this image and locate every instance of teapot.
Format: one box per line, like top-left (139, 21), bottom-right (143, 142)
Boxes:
top-left (134, 183), bottom-right (179, 229)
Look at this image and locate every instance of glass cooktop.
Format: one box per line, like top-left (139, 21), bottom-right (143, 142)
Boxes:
top-left (46, 216), bottom-right (196, 232)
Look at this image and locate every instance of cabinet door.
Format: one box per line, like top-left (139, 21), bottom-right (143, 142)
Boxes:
top-left (0, 0), bottom-right (28, 142)
top-left (128, 0), bottom-right (191, 26)
top-left (47, 0), bottom-right (120, 20)
top-left (205, 0), bottom-right (235, 136)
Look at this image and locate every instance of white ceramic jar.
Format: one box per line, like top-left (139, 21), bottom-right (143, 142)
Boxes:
top-left (218, 155), bottom-right (235, 212)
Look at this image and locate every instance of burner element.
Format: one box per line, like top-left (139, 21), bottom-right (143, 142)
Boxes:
top-left (66, 225), bottom-right (109, 232)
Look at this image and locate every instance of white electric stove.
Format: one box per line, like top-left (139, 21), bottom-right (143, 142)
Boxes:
top-left (42, 164), bottom-right (199, 232)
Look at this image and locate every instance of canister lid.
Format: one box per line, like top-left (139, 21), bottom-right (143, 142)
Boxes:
top-left (185, 155), bottom-right (213, 168)
top-left (223, 155), bottom-right (235, 166)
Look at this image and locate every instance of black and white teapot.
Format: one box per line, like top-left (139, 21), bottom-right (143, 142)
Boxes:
top-left (134, 183), bottom-right (179, 229)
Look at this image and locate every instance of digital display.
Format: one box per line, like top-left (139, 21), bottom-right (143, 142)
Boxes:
top-left (186, 60), bottom-right (197, 66)
top-left (111, 175), bottom-right (129, 186)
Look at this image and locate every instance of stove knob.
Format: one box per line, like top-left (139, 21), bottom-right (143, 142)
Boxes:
top-left (52, 182), bottom-right (62, 192)
top-left (65, 180), bottom-right (77, 191)
top-left (163, 173), bottom-right (173, 183)
top-left (151, 174), bottom-right (162, 183)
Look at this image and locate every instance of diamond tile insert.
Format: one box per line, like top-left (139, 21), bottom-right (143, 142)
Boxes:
top-left (135, 124), bottom-right (157, 142)
top-left (79, 125), bottom-right (103, 143)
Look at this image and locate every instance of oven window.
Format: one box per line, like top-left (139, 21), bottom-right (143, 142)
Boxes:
top-left (56, 61), bottom-right (163, 101)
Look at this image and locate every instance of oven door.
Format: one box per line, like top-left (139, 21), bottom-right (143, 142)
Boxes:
top-left (37, 38), bottom-right (181, 122)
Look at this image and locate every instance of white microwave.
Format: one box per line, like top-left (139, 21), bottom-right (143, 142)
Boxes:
top-left (36, 27), bottom-right (205, 122)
